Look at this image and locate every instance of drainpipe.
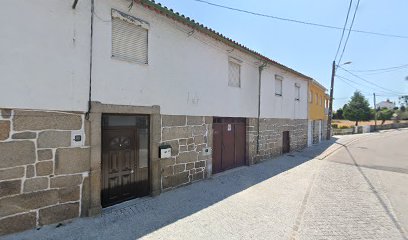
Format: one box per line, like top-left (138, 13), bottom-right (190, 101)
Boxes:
top-left (256, 62), bottom-right (267, 154)
top-left (85, 0), bottom-right (94, 120)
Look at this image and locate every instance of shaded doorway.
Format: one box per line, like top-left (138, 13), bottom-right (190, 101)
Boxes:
top-left (282, 131), bottom-right (290, 154)
top-left (101, 114), bottom-right (150, 207)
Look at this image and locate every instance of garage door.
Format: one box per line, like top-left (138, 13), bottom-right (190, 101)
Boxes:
top-left (212, 117), bottom-right (246, 174)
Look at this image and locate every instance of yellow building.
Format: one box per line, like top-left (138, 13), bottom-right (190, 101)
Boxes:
top-left (308, 80), bottom-right (329, 146)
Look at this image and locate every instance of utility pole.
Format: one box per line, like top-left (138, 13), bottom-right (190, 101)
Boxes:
top-left (327, 61), bottom-right (336, 140)
top-left (373, 93), bottom-right (377, 131)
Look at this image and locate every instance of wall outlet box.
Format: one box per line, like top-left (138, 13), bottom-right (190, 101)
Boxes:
top-left (202, 147), bottom-right (212, 156)
top-left (159, 145), bottom-right (172, 158)
top-left (71, 130), bottom-right (84, 147)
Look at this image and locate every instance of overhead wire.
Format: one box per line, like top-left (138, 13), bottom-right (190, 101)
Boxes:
top-left (338, 66), bottom-right (406, 95)
top-left (334, 0), bottom-right (353, 61)
top-left (191, 0), bottom-right (408, 39)
top-left (348, 64), bottom-right (408, 73)
top-left (335, 75), bottom-right (372, 94)
top-left (336, 0), bottom-right (360, 67)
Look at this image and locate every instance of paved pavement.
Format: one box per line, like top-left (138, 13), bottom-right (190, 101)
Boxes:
top-left (2, 129), bottom-right (407, 240)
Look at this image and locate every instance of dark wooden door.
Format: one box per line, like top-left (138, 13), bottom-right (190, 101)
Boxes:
top-left (212, 118), bottom-right (246, 174)
top-left (222, 123), bottom-right (235, 170)
top-left (101, 115), bottom-right (150, 207)
top-left (282, 131), bottom-right (290, 154)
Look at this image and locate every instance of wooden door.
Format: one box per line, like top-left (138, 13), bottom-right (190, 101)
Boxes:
top-left (282, 131), bottom-right (290, 154)
top-left (234, 123), bottom-right (246, 166)
top-left (101, 115), bottom-right (150, 207)
top-left (222, 123), bottom-right (235, 170)
top-left (212, 118), bottom-right (246, 174)
top-left (212, 124), bottom-right (223, 174)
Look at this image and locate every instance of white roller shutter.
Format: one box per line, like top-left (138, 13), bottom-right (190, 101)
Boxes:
top-left (112, 16), bottom-right (148, 64)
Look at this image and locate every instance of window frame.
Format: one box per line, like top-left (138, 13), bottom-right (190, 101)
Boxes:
top-left (295, 83), bottom-right (301, 101)
top-left (275, 75), bottom-right (283, 96)
top-left (228, 57), bottom-right (242, 88)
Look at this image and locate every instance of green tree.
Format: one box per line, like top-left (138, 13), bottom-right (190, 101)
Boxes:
top-left (343, 91), bottom-right (371, 126)
top-left (399, 96), bottom-right (408, 107)
top-left (377, 109), bottom-right (394, 124)
top-left (336, 108), bottom-right (344, 119)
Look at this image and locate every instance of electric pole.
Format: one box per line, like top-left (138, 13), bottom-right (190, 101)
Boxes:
top-left (327, 61), bottom-right (336, 140)
top-left (373, 93), bottom-right (377, 131)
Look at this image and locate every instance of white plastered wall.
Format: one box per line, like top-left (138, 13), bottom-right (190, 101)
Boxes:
top-left (0, 0), bottom-right (91, 112)
top-left (0, 0), bottom-right (309, 120)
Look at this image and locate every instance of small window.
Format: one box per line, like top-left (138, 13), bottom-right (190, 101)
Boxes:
top-left (315, 93), bottom-right (318, 105)
top-left (309, 90), bottom-right (312, 103)
top-left (228, 61), bottom-right (241, 88)
top-left (275, 75), bottom-right (283, 96)
top-left (295, 84), bottom-right (300, 101)
top-left (111, 10), bottom-right (149, 64)
top-left (320, 96), bottom-right (323, 106)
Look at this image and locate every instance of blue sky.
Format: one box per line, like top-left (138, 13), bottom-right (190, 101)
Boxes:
top-left (155, 0), bottom-right (408, 110)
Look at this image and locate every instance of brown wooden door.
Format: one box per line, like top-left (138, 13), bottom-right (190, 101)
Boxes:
top-left (212, 118), bottom-right (246, 174)
top-left (212, 124), bottom-right (223, 174)
top-left (282, 131), bottom-right (290, 154)
top-left (101, 115), bottom-right (150, 207)
top-left (222, 123), bottom-right (235, 170)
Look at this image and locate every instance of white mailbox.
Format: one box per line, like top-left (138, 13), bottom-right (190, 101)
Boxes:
top-left (159, 145), bottom-right (172, 158)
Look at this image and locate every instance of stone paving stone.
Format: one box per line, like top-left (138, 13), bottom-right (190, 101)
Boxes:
top-left (296, 161), bottom-right (404, 240)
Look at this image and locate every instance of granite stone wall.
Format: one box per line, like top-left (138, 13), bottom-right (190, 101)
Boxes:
top-left (312, 120), bottom-right (320, 144)
top-left (160, 115), bottom-right (213, 190)
top-left (247, 118), bottom-right (308, 164)
top-left (0, 109), bottom-right (90, 236)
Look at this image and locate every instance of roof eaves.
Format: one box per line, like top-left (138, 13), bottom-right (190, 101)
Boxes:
top-left (137, 0), bottom-right (313, 80)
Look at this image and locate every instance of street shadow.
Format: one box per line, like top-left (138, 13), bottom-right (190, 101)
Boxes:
top-left (3, 138), bottom-right (338, 240)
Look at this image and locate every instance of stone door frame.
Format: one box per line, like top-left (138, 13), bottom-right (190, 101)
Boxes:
top-left (88, 102), bottom-right (161, 216)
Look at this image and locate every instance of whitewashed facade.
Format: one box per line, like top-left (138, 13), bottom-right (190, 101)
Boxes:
top-left (0, 0), bottom-right (312, 235)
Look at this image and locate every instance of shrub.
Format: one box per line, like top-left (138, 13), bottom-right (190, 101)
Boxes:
top-left (331, 124), bottom-right (338, 129)
top-left (339, 125), bottom-right (351, 129)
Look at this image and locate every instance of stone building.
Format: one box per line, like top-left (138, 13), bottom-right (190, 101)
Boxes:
top-left (0, 0), bottom-right (312, 235)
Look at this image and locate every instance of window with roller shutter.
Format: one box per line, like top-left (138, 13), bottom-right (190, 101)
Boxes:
top-left (111, 10), bottom-right (148, 64)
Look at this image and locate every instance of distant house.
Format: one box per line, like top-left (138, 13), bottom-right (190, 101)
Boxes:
top-left (307, 80), bottom-right (329, 146)
top-left (376, 100), bottom-right (396, 110)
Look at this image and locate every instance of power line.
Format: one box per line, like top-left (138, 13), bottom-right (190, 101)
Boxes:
top-left (337, 0), bottom-right (360, 66)
top-left (336, 74), bottom-right (390, 94)
top-left (191, 0), bottom-right (408, 39)
top-left (348, 64), bottom-right (408, 73)
top-left (334, 0), bottom-right (353, 61)
top-left (336, 75), bottom-right (373, 94)
top-left (338, 66), bottom-right (406, 95)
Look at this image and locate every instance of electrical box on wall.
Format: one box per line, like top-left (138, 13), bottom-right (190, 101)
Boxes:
top-left (71, 130), bottom-right (84, 147)
top-left (202, 147), bottom-right (212, 156)
top-left (159, 145), bottom-right (172, 158)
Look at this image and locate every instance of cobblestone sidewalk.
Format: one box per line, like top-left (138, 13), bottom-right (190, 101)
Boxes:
top-left (2, 134), bottom-right (406, 240)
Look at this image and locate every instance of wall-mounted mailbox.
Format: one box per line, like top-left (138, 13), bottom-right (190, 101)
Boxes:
top-left (159, 145), bottom-right (172, 158)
